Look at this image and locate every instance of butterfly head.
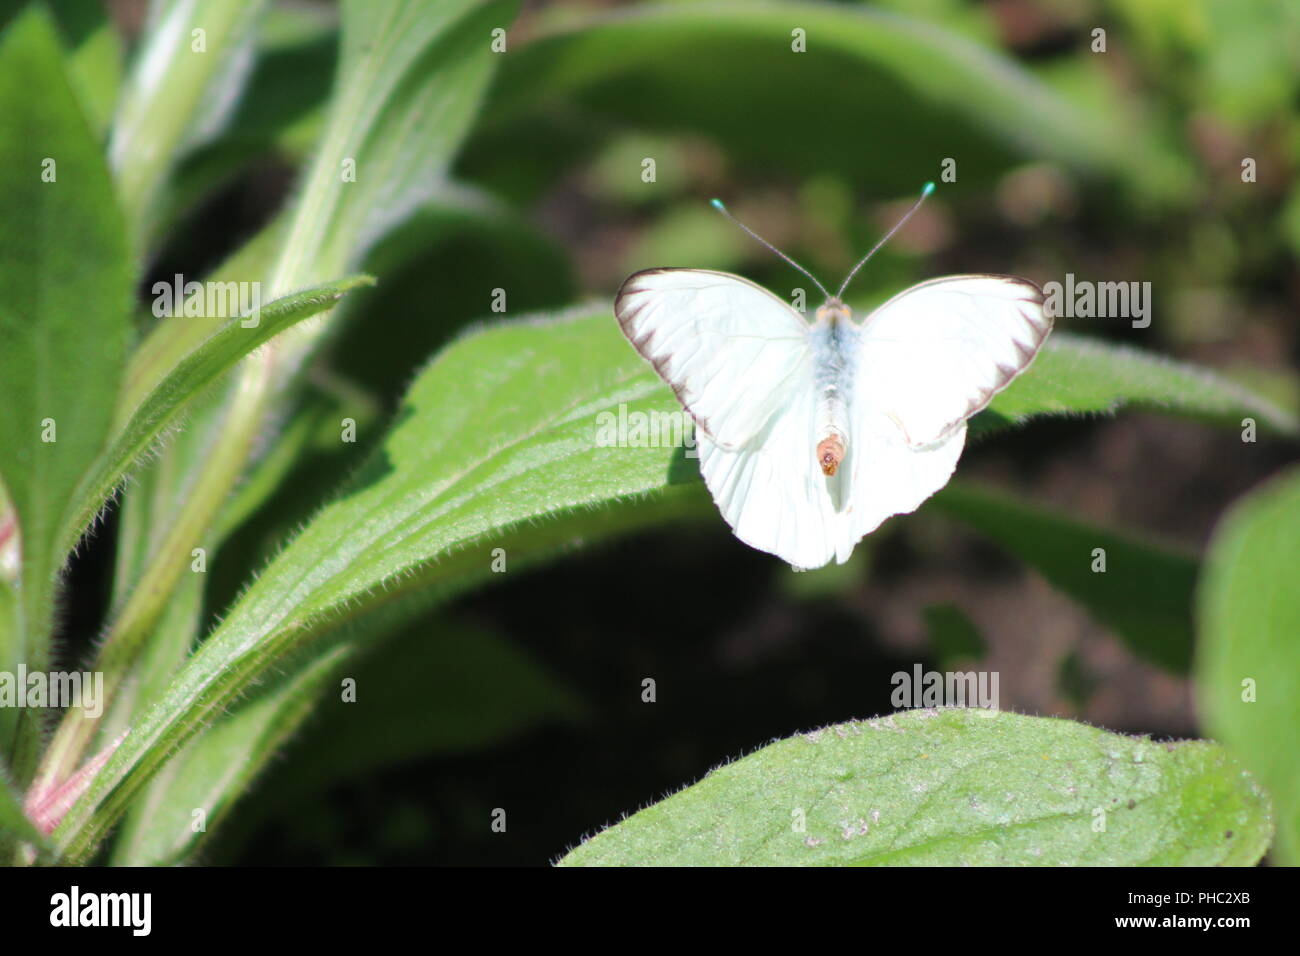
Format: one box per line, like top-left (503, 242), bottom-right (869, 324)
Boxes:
top-left (815, 298), bottom-right (851, 327)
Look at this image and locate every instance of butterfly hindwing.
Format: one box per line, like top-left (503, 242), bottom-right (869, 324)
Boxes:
top-left (697, 384), bottom-right (843, 570)
top-left (836, 416), bottom-right (967, 563)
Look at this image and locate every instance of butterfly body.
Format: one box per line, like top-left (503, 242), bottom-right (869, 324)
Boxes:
top-left (810, 300), bottom-right (856, 479)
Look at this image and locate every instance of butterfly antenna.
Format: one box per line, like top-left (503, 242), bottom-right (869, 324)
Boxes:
top-left (835, 181), bottom-right (935, 300)
top-left (710, 199), bottom-right (831, 300)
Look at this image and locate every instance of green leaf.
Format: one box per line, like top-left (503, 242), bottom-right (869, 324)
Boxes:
top-left (468, 1), bottom-right (1182, 202)
top-left (559, 709), bottom-right (1272, 866)
top-left (109, 644), bottom-right (352, 867)
top-left (41, 3), bottom-right (528, 813)
top-left (267, 0), bottom-right (520, 294)
top-left (52, 305), bottom-right (701, 861)
top-left (94, 0), bottom-right (521, 674)
top-left (107, 0), bottom-right (524, 621)
top-left (1196, 466), bottom-right (1300, 864)
top-left (59, 275), bottom-right (375, 556)
top-left (331, 185), bottom-right (578, 398)
top-left (0, 7), bottom-right (132, 775)
top-left (0, 0), bottom-right (125, 136)
top-left (98, 0), bottom-right (523, 622)
top-left (973, 332), bottom-right (1299, 437)
top-left (26, 277), bottom-right (376, 803)
top-left (109, 0), bottom-right (271, 236)
top-left (200, 305), bottom-right (696, 626)
top-left (160, 10), bottom-right (336, 230)
top-left (931, 482), bottom-right (1199, 673)
top-left (114, 215), bottom-right (290, 436)
top-left (147, 1), bottom-right (516, 371)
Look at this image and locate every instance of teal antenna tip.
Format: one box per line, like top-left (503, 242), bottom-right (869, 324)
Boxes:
top-left (709, 196), bottom-right (831, 298)
top-left (834, 182), bottom-right (935, 299)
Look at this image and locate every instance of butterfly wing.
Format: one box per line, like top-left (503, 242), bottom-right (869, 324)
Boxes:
top-left (832, 275), bottom-right (1051, 562)
top-left (697, 385), bottom-right (843, 570)
top-left (618, 268), bottom-right (842, 567)
top-left (833, 418), bottom-right (967, 563)
top-left (616, 268), bottom-right (812, 450)
top-left (853, 275), bottom-right (1052, 448)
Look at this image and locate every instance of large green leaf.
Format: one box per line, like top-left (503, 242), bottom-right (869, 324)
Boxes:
top-left (559, 708), bottom-right (1272, 866)
top-left (931, 483), bottom-right (1200, 673)
top-left (0, 8), bottom-right (132, 776)
top-left (467, 0), bottom-right (1185, 202)
top-left (975, 332), bottom-right (1298, 437)
top-left (1196, 466), bottom-right (1300, 865)
top-left (51, 304), bottom-right (699, 861)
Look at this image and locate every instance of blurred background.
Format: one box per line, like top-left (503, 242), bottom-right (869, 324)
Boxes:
top-left (51, 0), bottom-right (1300, 863)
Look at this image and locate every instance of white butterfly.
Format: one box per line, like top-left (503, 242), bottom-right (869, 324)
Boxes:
top-left (615, 185), bottom-right (1052, 570)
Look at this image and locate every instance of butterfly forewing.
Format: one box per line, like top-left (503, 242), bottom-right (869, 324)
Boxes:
top-left (855, 275), bottom-right (1052, 448)
top-left (615, 269), bottom-right (812, 450)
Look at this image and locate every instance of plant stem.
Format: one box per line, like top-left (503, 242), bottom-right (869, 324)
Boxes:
top-left (110, 0), bottom-right (269, 241)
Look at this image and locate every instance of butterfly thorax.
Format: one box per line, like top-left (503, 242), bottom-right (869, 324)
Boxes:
top-left (811, 300), bottom-right (857, 478)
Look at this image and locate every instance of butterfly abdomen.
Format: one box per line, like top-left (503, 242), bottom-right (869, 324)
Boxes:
top-left (816, 433), bottom-right (845, 476)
